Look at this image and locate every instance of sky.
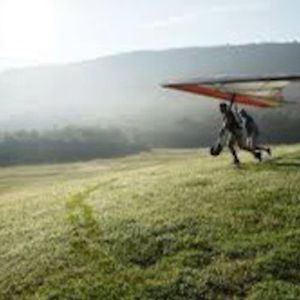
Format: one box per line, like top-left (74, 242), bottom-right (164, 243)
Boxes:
top-left (0, 0), bottom-right (299, 65)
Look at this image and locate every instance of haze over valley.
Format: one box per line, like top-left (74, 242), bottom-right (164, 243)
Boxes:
top-left (0, 42), bottom-right (300, 143)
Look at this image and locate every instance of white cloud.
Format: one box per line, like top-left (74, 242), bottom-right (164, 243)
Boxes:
top-left (211, 1), bottom-right (271, 14)
top-left (141, 1), bottom-right (271, 30)
top-left (141, 12), bottom-right (201, 30)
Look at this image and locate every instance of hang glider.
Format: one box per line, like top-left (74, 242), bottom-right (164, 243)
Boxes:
top-left (163, 74), bottom-right (300, 108)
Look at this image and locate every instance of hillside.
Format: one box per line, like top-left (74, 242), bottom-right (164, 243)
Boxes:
top-left (0, 43), bottom-right (300, 146)
top-left (1, 145), bottom-right (300, 299)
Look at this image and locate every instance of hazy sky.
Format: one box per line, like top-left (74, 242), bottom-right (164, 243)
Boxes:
top-left (0, 0), bottom-right (299, 64)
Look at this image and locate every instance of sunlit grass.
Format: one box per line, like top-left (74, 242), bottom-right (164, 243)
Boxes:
top-left (0, 145), bottom-right (300, 299)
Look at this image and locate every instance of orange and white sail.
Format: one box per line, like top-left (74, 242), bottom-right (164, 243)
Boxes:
top-left (163, 74), bottom-right (300, 108)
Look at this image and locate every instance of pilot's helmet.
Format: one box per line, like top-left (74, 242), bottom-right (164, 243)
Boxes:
top-left (219, 103), bottom-right (227, 112)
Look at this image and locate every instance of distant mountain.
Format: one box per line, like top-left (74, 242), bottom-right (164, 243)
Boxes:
top-left (0, 58), bottom-right (38, 73)
top-left (0, 43), bottom-right (300, 144)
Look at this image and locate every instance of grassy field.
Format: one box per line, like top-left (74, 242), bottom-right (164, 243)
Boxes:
top-left (0, 145), bottom-right (300, 299)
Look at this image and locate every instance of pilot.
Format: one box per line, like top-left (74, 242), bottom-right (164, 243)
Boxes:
top-left (240, 109), bottom-right (271, 156)
top-left (219, 102), bottom-right (262, 165)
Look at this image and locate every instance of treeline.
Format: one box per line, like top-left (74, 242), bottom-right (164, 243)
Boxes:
top-left (0, 127), bottom-right (148, 166)
top-left (0, 111), bottom-right (299, 166)
top-left (0, 122), bottom-right (218, 166)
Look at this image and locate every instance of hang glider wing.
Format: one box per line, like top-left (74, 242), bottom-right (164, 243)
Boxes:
top-left (163, 75), bottom-right (300, 108)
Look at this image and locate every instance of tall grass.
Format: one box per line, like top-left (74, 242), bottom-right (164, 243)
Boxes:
top-left (0, 145), bottom-right (299, 299)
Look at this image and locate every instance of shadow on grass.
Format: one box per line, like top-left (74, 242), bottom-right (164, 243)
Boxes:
top-left (270, 161), bottom-right (300, 167)
top-left (241, 152), bottom-right (300, 171)
top-left (265, 155), bottom-right (300, 168)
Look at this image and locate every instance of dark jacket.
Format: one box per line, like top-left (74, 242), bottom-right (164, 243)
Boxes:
top-left (223, 110), bottom-right (242, 132)
top-left (242, 113), bottom-right (259, 136)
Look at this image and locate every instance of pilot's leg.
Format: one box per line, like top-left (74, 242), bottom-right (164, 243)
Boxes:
top-left (252, 133), bottom-right (271, 155)
top-left (236, 130), bottom-right (252, 152)
top-left (236, 130), bottom-right (262, 162)
top-left (228, 135), bottom-right (240, 165)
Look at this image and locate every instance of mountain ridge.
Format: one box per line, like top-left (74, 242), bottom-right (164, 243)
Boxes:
top-left (0, 42), bottom-right (299, 145)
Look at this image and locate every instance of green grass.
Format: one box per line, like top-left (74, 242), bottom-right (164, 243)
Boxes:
top-left (0, 145), bottom-right (300, 299)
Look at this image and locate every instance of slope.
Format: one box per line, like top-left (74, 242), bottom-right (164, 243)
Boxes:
top-left (0, 145), bottom-right (300, 299)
